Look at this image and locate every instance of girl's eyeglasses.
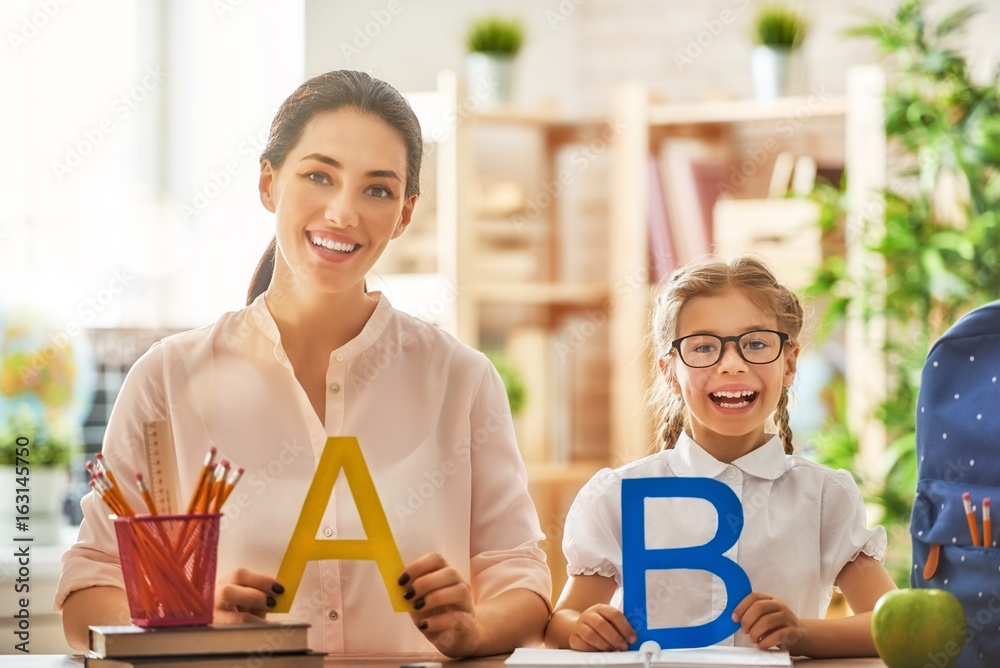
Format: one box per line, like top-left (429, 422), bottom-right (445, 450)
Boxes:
top-left (670, 329), bottom-right (790, 368)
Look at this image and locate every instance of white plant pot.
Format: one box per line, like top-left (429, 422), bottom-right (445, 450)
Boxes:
top-left (751, 45), bottom-right (802, 101)
top-left (465, 52), bottom-right (514, 109)
top-left (0, 466), bottom-right (68, 544)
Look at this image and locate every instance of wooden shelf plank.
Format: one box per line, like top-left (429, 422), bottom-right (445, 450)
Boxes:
top-left (648, 94), bottom-right (848, 127)
top-left (471, 282), bottom-right (608, 305)
top-left (470, 107), bottom-right (609, 132)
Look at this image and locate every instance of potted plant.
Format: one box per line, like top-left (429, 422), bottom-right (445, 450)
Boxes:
top-left (464, 15), bottom-right (525, 108)
top-left (805, 0), bottom-right (1000, 584)
top-left (0, 408), bottom-right (80, 543)
top-left (485, 350), bottom-right (526, 416)
top-left (750, 3), bottom-right (809, 100)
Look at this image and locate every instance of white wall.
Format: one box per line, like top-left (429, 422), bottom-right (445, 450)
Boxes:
top-left (304, 0), bottom-right (582, 110)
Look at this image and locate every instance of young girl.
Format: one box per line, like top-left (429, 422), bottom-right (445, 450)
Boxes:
top-left (56, 70), bottom-right (551, 657)
top-left (545, 256), bottom-right (896, 657)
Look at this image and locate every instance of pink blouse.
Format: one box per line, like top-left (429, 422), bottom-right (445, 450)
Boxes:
top-left (55, 293), bottom-right (551, 652)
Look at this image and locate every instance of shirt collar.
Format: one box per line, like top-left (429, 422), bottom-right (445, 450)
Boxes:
top-left (673, 431), bottom-right (787, 480)
top-left (248, 291), bottom-right (394, 364)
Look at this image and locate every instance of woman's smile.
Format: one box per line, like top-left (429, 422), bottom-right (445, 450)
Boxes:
top-left (306, 230), bottom-right (361, 260)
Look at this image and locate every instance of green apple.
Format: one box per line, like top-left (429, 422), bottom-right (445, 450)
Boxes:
top-left (871, 589), bottom-right (966, 668)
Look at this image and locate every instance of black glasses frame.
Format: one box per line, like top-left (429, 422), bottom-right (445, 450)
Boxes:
top-left (670, 329), bottom-right (790, 368)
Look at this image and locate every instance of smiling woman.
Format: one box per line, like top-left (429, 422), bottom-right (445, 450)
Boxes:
top-left (55, 70), bottom-right (552, 658)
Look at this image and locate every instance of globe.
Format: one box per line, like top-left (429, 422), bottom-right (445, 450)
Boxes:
top-left (0, 303), bottom-right (97, 429)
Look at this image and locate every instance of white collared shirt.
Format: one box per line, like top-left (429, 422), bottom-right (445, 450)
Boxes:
top-left (55, 292), bottom-right (551, 653)
top-left (563, 431), bottom-right (885, 647)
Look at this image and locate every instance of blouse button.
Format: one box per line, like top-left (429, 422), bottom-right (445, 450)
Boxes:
top-left (330, 383), bottom-right (341, 393)
top-left (324, 527), bottom-right (333, 537)
top-left (725, 467), bottom-right (737, 480)
top-left (328, 609), bottom-right (339, 621)
top-left (336, 353), bottom-right (345, 362)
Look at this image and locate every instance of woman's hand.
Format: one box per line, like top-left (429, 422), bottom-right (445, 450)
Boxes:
top-left (733, 592), bottom-right (806, 653)
top-left (214, 568), bottom-right (284, 624)
top-left (398, 552), bottom-right (480, 657)
top-left (567, 603), bottom-right (636, 652)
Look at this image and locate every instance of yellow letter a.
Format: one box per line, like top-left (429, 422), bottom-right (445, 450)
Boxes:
top-left (270, 436), bottom-right (408, 612)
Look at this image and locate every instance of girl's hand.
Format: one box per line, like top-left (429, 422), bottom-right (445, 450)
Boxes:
top-left (733, 592), bottom-right (806, 654)
top-left (214, 567), bottom-right (283, 624)
top-left (399, 552), bottom-right (480, 657)
top-left (568, 604), bottom-right (637, 652)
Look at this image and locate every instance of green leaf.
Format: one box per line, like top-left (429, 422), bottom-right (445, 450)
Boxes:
top-left (930, 230), bottom-right (975, 260)
top-left (753, 3), bottom-right (809, 47)
top-left (934, 4), bottom-right (980, 38)
top-left (465, 16), bottom-right (525, 55)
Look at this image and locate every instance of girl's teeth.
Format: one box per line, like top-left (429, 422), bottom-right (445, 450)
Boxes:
top-left (711, 390), bottom-right (757, 408)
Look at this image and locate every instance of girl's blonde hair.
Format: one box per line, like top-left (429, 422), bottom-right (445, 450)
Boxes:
top-left (650, 256), bottom-right (804, 454)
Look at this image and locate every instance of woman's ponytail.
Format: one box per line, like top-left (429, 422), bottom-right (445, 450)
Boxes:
top-left (246, 237), bottom-right (276, 306)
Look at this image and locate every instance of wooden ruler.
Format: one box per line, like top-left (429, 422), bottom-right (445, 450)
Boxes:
top-left (141, 419), bottom-right (178, 514)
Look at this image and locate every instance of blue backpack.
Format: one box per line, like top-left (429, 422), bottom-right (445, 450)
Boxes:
top-left (911, 300), bottom-right (1000, 668)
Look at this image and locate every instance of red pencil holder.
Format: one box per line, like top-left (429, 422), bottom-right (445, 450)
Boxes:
top-left (113, 513), bottom-right (221, 627)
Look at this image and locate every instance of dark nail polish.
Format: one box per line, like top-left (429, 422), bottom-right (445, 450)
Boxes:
top-left (397, 572), bottom-right (410, 586)
top-left (266, 596), bottom-right (277, 608)
top-left (271, 583), bottom-right (285, 595)
top-left (414, 598), bottom-right (425, 611)
top-left (403, 586), bottom-right (415, 600)
top-left (418, 621), bottom-right (428, 631)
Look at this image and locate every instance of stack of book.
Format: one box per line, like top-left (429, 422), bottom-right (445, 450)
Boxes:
top-left (85, 622), bottom-right (322, 667)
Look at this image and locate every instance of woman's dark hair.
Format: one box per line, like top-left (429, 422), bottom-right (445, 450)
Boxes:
top-left (246, 70), bottom-right (423, 305)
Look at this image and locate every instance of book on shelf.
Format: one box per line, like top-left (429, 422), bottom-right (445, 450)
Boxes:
top-left (84, 652), bottom-right (324, 668)
top-left (88, 622), bottom-right (310, 658)
top-left (657, 137), bottom-right (723, 265)
top-left (647, 154), bottom-right (677, 285)
top-left (505, 645), bottom-right (791, 667)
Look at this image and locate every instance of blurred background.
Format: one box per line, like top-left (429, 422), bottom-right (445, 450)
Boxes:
top-left (3, 0), bottom-right (1000, 653)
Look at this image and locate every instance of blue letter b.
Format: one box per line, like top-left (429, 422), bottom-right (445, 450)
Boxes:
top-left (622, 477), bottom-right (751, 649)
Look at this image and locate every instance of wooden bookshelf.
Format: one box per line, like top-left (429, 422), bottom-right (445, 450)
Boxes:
top-left (392, 68), bottom-right (886, 601)
top-left (610, 68), bottom-right (887, 470)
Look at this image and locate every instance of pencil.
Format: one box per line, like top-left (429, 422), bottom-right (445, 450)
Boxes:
top-left (218, 466), bottom-right (245, 507)
top-left (205, 460), bottom-right (230, 513)
top-left (96, 470), bottom-right (136, 516)
top-left (94, 453), bottom-right (116, 484)
top-left (135, 472), bottom-right (159, 515)
top-left (91, 480), bottom-right (124, 516)
top-left (984, 498), bottom-right (992, 548)
top-left (186, 446), bottom-right (217, 514)
top-left (963, 492), bottom-right (981, 546)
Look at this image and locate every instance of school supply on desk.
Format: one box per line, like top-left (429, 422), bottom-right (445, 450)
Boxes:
top-left (141, 419), bottom-right (179, 514)
top-left (85, 446), bottom-right (244, 627)
top-left (84, 652), bottom-right (324, 668)
top-left (88, 622), bottom-right (310, 658)
top-left (910, 300), bottom-right (1000, 668)
top-left (114, 512), bottom-right (220, 626)
top-left (505, 646), bottom-right (791, 667)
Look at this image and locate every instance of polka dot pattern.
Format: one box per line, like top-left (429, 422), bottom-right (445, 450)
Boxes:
top-left (912, 302), bottom-right (1000, 644)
